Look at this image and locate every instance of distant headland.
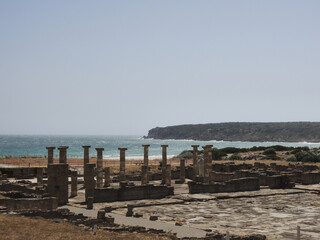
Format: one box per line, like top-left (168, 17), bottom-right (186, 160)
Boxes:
top-left (145, 122), bottom-right (320, 142)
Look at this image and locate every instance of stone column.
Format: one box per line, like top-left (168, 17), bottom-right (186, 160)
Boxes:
top-left (165, 164), bottom-right (171, 186)
top-left (161, 145), bottom-right (168, 184)
top-left (37, 168), bottom-right (43, 187)
top-left (47, 163), bottom-right (69, 205)
top-left (82, 145), bottom-right (91, 184)
top-left (180, 159), bottom-right (185, 182)
top-left (104, 167), bottom-right (111, 187)
top-left (58, 146), bottom-right (69, 164)
top-left (198, 158), bottom-right (204, 177)
top-left (95, 148), bottom-right (104, 188)
top-left (84, 163), bottom-right (96, 202)
top-left (46, 147), bottom-right (55, 164)
top-left (207, 145), bottom-right (213, 181)
top-left (82, 145), bottom-right (91, 165)
top-left (142, 144), bottom-right (150, 167)
top-left (141, 165), bottom-right (148, 185)
top-left (192, 145), bottom-right (199, 180)
top-left (118, 148), bottom-right (127, 182)
top-left (70, 171), bottom-right (77, 197)
top-left (202, 145), bottom-right (213, 184)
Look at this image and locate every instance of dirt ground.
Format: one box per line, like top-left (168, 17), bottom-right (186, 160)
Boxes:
top-left (0, 213), bottom-right (171, 240)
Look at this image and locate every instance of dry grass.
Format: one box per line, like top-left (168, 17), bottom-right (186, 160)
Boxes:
top-left (0, 157), bottom-right (188, 172)
top-left (0, 214), bottom-right (171, 240)
top-left (1, 152), bottom-right (320, 170)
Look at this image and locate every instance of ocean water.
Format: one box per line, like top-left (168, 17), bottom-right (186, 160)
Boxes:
top-left (0, 135), bottom-right (320, 159)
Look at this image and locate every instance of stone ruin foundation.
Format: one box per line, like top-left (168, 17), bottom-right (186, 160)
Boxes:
top-left (1, 144), bottom-right (320, 239)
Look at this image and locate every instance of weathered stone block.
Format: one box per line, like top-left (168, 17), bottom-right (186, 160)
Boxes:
top-left (47, 164), bottom-right (68, 205)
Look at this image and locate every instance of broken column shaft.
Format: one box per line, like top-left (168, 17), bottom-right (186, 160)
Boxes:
top-left (180, 159), bottom-right (185, 182)
top-left (118, 148), bottom-right (127, 182)
top-left (142, 144), bottom-right (150, 167)
top-left (165, 164), bottom-right (171, 186)
top-left (202, 145), bottom-right (213, 184)
top-left (46, 147), bottom-right (55, 164)
top-left (104, 167), bottom-right (111, 187)
top-left (82, 145), bottom-right (91, 184)
top-left (161, 145), bottom-right (168, 184)
top-left (82, 145), bottom-right (91, 165)
top-left (191, 145), bottom-right (199, 180)
top-left (96, 148), bottom-right (104, 188)
top-left (70, 171), bottom-right (78, 197)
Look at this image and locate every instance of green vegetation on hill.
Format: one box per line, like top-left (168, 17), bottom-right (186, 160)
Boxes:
top-left (146, 122), bottom-right (320, 142)
top-left (176, 145), bottom-right (320, 163)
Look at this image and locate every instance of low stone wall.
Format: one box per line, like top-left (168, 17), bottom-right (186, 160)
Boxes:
top-left (296, 165), bottom-right (319, 172)
top-left (258, 174), bottom-right (268, 186)
top-left (301, 172), bottom-right (320, 185)
top-left (235, 170), bottom-right (260, 179)
top-left (94, 185), bottom-right (174, 203)
top-left (0, 197), bottom-right (57, 211)
top-left (254, 162), bottom-right (268, 170)
top-left (0, 167), bottom-right (38, 179)
top-left (188, 177), bottom-right (260, 194)
top-left (0, 182), bottom-right (41, 194)
top-left (270, 163), bottom-right (289, 172)
top-left (211, 172), bottom-right (235, 182)
top-left (267, 175), bottom-right (295, 189)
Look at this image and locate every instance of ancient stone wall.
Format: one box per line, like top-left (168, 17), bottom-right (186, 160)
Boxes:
top-left (93, 185), bottom-right (174, 202)
top-left (0, 197), bottom-right (57, 211)
top-left (301, 172), bottom-right (320, 185)
top-left (47, 163), bottom-right (68, 205)
top-left (188, 177), bottom-right (260, 194)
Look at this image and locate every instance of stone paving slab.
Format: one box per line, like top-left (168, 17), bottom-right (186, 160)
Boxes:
top-left (62, 205), bottom-right (207, 238)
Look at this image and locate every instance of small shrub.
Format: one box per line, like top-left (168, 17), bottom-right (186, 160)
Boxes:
top-left (286, 156), bottom-right (297, 162)
top-left (264, 154), bottom-right (280, 160)
top-left (295, 151), bottom-right (319, 163)
top-left (212, 148), bottom-right (227, 160)
top-left (220, 147), bottom-right (248, 154)
top-left (229, 154), bottom-right (243, 160)
top-left (263, 148), bottom-right (276, 155)
top-left (177, 150), bottom-right (193, 159)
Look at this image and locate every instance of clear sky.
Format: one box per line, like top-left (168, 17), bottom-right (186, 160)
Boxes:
top-left (0, 1), bottom-right (320, 135)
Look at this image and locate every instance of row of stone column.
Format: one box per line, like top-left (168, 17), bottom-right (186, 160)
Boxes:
top-left (46, 144), bottom-right (163, 187)
top-left (46, 144), bottom-right (213, 189)
top-left (46, 146), bottom-right (69, 164)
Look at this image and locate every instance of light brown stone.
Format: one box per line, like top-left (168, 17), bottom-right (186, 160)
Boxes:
top-left (46, 147), bottom-right (55, 164)
top-left (161, 145), bottom-right (168, 184)
top-left (95, 148), bottom-right (104, 188)
top-left (118, 148), bottom-right (127, 182)
top-left (192, 145), bottom-right (199, 180)
top-left (58, 146), bottom-right (69, 164)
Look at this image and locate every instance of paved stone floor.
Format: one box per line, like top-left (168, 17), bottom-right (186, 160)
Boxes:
top-left (68, 181), bottom-right (320, 239)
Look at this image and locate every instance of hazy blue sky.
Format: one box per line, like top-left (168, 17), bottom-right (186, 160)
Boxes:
top-left (0, 1), bottom-right (320, 135)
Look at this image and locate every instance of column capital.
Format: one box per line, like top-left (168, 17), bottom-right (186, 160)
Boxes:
top-left (161, 145), bottom-right (168, 148)
top-left (142, 144), bottom-right (150, 147)
top-left (58, 146), bottom-right (69, 150)
top-left (191, 145), bottom-right (199, 148)
top-left (82, 145), bottom-right (91, 148)
top-left (46, 146), bottom-right (56, 150)
top-left (95, 148), bottom-right (104, 151)
top-left (118, 148), bottom-right (128, 151)
top-left (202, 145), bottom-right (213, 150)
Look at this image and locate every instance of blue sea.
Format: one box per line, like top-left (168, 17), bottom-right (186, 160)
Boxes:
top-left (0, 135), bottom-right (320, 159)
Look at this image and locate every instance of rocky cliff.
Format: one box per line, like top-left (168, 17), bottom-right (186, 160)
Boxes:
top-left (146, 122), bottom-right (320, 142)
